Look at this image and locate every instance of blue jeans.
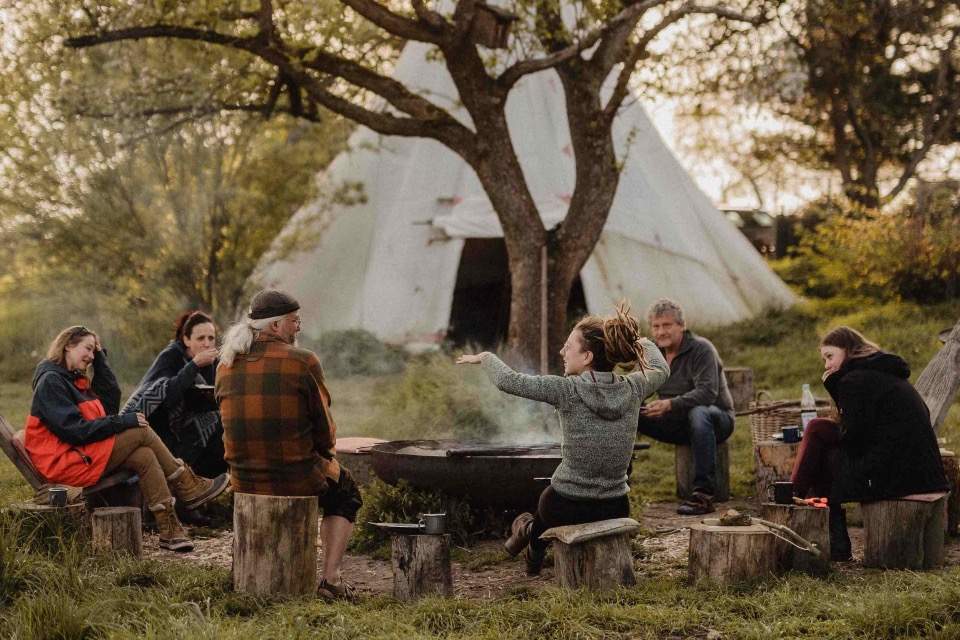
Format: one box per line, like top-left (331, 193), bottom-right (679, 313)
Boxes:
top-left (637, 405), bottom-right (735, 496)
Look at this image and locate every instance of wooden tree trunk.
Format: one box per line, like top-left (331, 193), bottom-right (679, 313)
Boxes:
top-left (724, 367), bottom-right (754, 412)
top-left (941, 450), bottom-right (960, 536)
top-left (754, 440), bottom-right (800, 499)
top-left (688, 522), bottom-right (779, 585)
top-left (91, 507), bottom-right (142, 558)
top-left (390, 534), bottom-right (452, 601)
top-left (914, 317), bottom-right (960, 434)
top-left (676, 441), bottom-right (730, 502)
top-left (862, 495), bottom-right (947, 569)
top-left (541, 518), bottom-right (641, 590)
top-left (761, 503), bottom-right (829, 576)
top-left (233, 494), bottom-right (318, 596)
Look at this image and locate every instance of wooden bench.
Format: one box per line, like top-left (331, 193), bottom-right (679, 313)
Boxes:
top-left (0, 414), bottom-right (140, 508)
top-left (540, 518), bottom-right (641, 590)
top-left (861, 492), bottom-right (948, 570)
top-left (675, 441), bottom-right (730, 502)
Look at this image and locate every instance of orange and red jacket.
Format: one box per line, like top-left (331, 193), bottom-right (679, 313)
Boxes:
top-left (24, 352), bottom-right (136, 487)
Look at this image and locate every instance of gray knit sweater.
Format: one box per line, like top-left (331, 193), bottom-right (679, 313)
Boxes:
top-left (480, 340), bottom-right (669, 500)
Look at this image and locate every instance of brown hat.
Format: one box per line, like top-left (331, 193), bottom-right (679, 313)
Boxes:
top-left (248, 289), bottom-right (300, 320)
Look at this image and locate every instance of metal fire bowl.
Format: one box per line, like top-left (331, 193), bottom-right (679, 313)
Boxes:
top-left (368, 439), bottom-right (563, 510)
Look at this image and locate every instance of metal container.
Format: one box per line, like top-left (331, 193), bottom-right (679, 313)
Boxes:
top-left (48, 486), bottom-right (68, 508)
top-left (418, 512), bottom-right (446, 534)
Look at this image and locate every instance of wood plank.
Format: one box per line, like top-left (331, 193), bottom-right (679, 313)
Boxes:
top-left (0, 415), bottom-right (45, 491)
top-left (915, 318), bottom-right (960, 434)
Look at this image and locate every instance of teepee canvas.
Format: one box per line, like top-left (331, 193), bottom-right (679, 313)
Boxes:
top-left (254, 42), bottom-right (796, 348)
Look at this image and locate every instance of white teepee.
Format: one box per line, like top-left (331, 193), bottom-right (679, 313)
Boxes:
top-left (254, 42), bottom-right (796, 347)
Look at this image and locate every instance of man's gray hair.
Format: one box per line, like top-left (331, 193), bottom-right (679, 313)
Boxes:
top-left (647, 298), bottom-right (685, 325)
top-left (219, 315), bottom-right (285, 367)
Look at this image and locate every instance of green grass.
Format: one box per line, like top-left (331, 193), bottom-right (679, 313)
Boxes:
top-left (1, 299), bottom-right (960, 638)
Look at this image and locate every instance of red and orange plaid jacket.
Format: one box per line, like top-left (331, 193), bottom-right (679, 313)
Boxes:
top-left (216, 335), bottom-right (340, 496)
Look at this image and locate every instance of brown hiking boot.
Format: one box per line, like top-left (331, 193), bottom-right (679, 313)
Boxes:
top-left (150, 498), bottom-right (194, 552)
top-left (167, 459), bottom-right (230, 510)
top-left (504, 512), bottom-right (534, 557)
top-left (676, 491), bottom-right (715, 516)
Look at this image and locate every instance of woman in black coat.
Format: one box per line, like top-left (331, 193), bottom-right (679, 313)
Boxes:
top-left (792, 326), bottom-right (948, 560)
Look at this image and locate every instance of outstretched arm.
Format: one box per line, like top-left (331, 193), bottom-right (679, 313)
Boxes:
top-left (457, 352), bottom-right (568, 407)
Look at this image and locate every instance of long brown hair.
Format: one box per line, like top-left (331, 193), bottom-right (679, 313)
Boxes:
top-left (46, 326), bottom-right (95, 368)
top-left (574, 301), bottom-right (649, 373)
top-left (820, 326), bottom-right (880, 360)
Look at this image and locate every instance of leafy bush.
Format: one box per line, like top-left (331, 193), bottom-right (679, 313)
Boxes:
top-left (349, 480), bottom-right (509, 554)
top-left (309, 329), bottom-right (406, 378)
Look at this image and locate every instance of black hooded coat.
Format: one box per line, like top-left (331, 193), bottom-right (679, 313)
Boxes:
top-left (825, 351), bottom-right (948, 502)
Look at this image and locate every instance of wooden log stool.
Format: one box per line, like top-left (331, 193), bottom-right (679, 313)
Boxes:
top-left (688, 518), bottom-right (778, 585)
top-left (754, 439), bottom-right (800, 500)
top-left (91, 507), bottom-right (142, 558)
top-left (861, 492), bottom-right (948, 570)
top-left (390, 534), bottom-right (453, 601)
top-left (676, 441), bottom-right (730, 502)
top-left (539, 518), bottom-right (641, 590)
top-left (724, 367), bottom-right (754, 412)
top-left (233, 494), bottom-right (318, 596)
top-left (760, 503), bottom-right (829, 576)
top-left (940, 449), bottom-right (959, 537)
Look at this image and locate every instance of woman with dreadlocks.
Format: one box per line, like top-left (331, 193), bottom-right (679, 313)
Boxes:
top-left (457, 302), bottom-right (669, 574)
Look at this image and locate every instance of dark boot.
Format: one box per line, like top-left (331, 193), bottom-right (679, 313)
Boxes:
top-left (175, 500), bottom-right (213, 527)
top-left (524, 544), bottom-right (546, 576)
top-left (504, 512), bottom-right (534, 557)
top-left (677, 491), bottom-right (715, 516)
top-left (829, 505), bottom-right (852, 561)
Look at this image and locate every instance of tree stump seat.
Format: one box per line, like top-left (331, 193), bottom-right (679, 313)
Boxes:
top-left (91, 507), bottom-right (142, 558)
top-left (754, 439), bottom-right (800, 500)
top-left (540, 518), bottom-right (641, 590)
top-left (675, 441), bottom-right (730, 502)
top-left (760, 503), bottom-right (829, 576)
top-left (232, 494), bottom-right (318, 596)
top-left (688, 519), bottom-right (779, 585)
top-left (390, 533), bottom-right (453, 601)
top-left (861, 492), bottom-right (948, 570)
top-left (940, 449), bottom-right (959, 536)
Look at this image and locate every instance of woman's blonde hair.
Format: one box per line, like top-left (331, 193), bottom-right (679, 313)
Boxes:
top-left (573, 300), bottom-right (649, 372)
top-left (46, 326), bottom-right (95, 368)
top-left (820, 326), bottom-right (880, 360)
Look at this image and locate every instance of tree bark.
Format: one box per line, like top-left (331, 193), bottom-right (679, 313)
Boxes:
top-left (390, 534), bottom-right (453, 601)
top-left (91, 507), bottom-right (143, 558)
top-left (688, 522), bottom-right (779, 585)
top-left (754, 440), bottom-right (800, 500)
top-left (760, 503), bottom-right (829, 576)
top-left (862, 495), bottom-right (947, 570)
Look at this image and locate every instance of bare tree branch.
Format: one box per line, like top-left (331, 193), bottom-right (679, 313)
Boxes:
top-left (65, 24), bottom-right (256, 50)
top-left (339, 0), bottom-right (445, 44)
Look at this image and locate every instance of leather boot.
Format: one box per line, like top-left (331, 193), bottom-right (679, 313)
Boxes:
top-left (524, 545), bottom-right (546, 576)
top-left (150, 498), bottom-right (194, 552)
top-left (504, 512), bottom-right (534, 557)
top-left (167, 459), bottom-right (230, 510)
top-left (829, 505), bottom-right (852, 561)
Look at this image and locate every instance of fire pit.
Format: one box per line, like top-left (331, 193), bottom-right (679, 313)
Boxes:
top-left (368, 439), bottom-right (649, 510)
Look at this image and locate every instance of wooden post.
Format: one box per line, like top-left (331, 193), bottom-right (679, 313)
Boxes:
top-left (862, 494), bottom-right (947, 569)
top-left (390, 534), bottom-right (452, 601)
top-left (754, 440), bottom-right (800, 500)
top-left (676, 441), bottom-right (730, 502)
top-left (760, 503), bottom-right (829, 576)
top-left (724, 367), bottom-right (754, 412)
top-left (540, 518), bottom-right (641, 590)
top-left (91, 507), bottom-right (142, 558)
top-left (940, 450), bottom-right (960, 537)
top-left (688, 521), bottom-right (778, 585)
top-left (914, 318), bottom-right (960, 434)
top-left (233, 494), bottom-right (318, 596)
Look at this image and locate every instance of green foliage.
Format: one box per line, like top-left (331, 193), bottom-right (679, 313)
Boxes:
top-left (775, 186), bottom-right (960, 303)
top-left (307, 330), bottom-right (406, 379)
top-left (348, 479), bottom-right (506, 555)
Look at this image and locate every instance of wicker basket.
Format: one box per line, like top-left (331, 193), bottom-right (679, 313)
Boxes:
top-left (748, 391), bottom-right (834, 445)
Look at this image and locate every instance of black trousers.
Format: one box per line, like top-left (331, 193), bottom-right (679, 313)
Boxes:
top-left (529, 485), bottom-right (630, 553)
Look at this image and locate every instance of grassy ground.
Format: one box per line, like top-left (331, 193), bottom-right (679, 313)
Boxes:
top-left (1, 299), bottom-right (960, 638)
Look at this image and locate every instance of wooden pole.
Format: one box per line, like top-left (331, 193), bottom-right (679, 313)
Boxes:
top-left (390, 534), bottom-right (453, 601)
top-left (233, 494), bottom-right (318, 596)
top-left (91, 507), bottom-right (142, 558)
top-left (540, 244), bottom-right (548, 374)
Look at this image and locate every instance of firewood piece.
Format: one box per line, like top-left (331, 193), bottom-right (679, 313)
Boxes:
top-left (724, 367), bottom-right (754, 412)
top-left (540, 518), bottom-right (641, 590)
top-left (862, 493), bottom-right (947, 569)
top-left (390, 534), bottom-right (452, 601)
top-left (91, 507), bottom-right (142, 558)
top-left (233, 493), bottom-right (318, 596)
top-left (761, 503), bottom-right (829, 576)
top-left (754, 440), bottom-right (800, 500)
top-left (676, 441), bottom-right (730, 502)
top-left (688, 521), bottom-right (778, 585)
